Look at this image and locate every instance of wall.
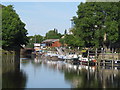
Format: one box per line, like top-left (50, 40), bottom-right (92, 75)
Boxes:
top-left (52, 41), bottom-right (61, 47)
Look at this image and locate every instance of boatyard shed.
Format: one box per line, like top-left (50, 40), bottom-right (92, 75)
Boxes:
top-left (42, 39), bottom-right (61, 47)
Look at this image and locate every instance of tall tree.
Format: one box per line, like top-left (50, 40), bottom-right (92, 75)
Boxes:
top-left (2, 5), bottom-right (28, 50)
top-left (45, 29), bottom-right (62, 39)
top-left (72, 2), bottom-right (119, 49)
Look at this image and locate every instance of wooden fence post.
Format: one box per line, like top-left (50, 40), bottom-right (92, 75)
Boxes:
top-left (112, 48), bottom-right (114, 69)
top-left (88, 49), bottom-right (89, 58)
top-left (95, 48), bottom-right (97, 59)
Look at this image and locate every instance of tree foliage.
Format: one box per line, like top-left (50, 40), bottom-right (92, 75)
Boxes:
top-left (26, 35), bottom-right (43, 48)
top-left (72, 2), bottom-right (119, 49)
top-left (2, 5), bottom-right (28, 50)
top-left (45, 28), bottom-right (62, 39)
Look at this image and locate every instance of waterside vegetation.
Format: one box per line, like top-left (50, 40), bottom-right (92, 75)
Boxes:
top-left (1, 2), bottom-right (120, 53)
top-left (2, 5), bottom-right (28, 51)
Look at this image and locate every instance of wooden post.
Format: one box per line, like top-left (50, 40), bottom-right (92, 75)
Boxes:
top-left (112, 48), bottom-right (114, 59)
top-left (104, 48), bottom-right (105, 60)
top-left (101, 48), bottom-right (103, 60)
top-left (98, 61), bottom-right (100, 67)
top-left (87, 49), bottom-right (89, 65)
top-left (88, 49), bottom-right (89, 59)
top-left (95, 48), bottom-right (97, 66)
top-left (112, 48), bottom-right (114, 69)
top-left (95, 48), bottom-right (97, 59)
top-left (103, 60), bottom-right (105, 67)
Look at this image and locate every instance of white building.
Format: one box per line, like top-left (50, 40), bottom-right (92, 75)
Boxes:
top-left (34, 43), bottom-right (41, 51)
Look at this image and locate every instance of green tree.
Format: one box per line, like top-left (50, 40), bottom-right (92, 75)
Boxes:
top-left (60, 34), bottom-right (84, 48)
top-left (26, 35), bottom-right (43, 48)
top-left (25, 36), bottom-right (34, 48)
top-left (72, 2), bottom-right (119, 49)
top-left (45, 29), bottom-right (62, 39)
top-left (2, 5), bottom-right (28, 50)
top-left (34, 34), bottom-right (43, 43)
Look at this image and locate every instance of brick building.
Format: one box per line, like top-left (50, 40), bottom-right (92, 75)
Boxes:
top-left (42, 39), bottom-right (61, 47)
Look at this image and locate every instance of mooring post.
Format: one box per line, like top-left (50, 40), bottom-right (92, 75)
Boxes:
top-left (87, 49), bottom-right (90, 65)
top-left (95, 48), bottom-right (97, 65)
top-left (95, 48), bottom-right (97, 59)
top-left (103, 60), bottom-right (105, 67)
top-left (104, 48), bottom-right (105, 60)
top-left (88, 49), bottom-right (89, 59)
top-left (101, 48), bottom-right (103, 60)
top-left (112, 48), bottom-right (114, 69)
top-left (98, 60), bottom-right (100, 66)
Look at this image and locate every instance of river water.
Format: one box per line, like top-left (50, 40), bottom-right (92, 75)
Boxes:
top-left (2, 55), bottom-right (120, 88)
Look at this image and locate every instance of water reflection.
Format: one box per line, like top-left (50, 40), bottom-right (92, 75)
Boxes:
top-left (2, 69), bottom-right (27, 89)
top-left (2, 54), bottom-right (27, 89)
top-left (21, 55), bottom-right (71, 88)
top-left (41, 59), bottom-right (120, 88)
top-left (2, 54), bottom-right (120, 88)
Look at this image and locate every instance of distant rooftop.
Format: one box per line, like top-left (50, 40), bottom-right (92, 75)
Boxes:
top-left (42, 39), bottom-right (59, 43)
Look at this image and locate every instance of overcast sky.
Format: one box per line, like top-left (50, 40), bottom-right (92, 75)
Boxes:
top-left (2, 2), bottom-right (85, 36)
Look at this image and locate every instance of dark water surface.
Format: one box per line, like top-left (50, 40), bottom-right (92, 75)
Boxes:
top-left (2, 55), bottom-right (120, 88)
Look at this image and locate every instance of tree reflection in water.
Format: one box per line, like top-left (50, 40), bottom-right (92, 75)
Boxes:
top-left (64, 65), bottom-right (120, 88)
top-left (2, 69), bottom-right (27, 88)
top-left (44, 60), bottom-right (120, 88)
top-left (2, 53), bottom-right (120, 88)
top-left (2, 54), bottom-right (27, 89)
top-left (64, 67), bottom-right (101, 88)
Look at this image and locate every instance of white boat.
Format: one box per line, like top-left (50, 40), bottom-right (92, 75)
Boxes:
top-left (56, 47), bottom-right (79, 60)
top-left (58, 55), bottom-right (78, 60)
top-left (78, 55), bottom-right (97, 63)
top-left (78, 54), bottom-right (89, 62)
top-left (78, 55), bottom-right (82, 61)
top-left (46, 51), bottom-right (58, 57)
top-left (65, 52), bottom-right (79, 60)
top-left (81, 57), bottom-right (89, 62)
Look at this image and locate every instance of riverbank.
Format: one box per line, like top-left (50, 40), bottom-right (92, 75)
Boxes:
top-left (2, 50), bottom-right (15, 63)
top-left (2, 49), bottom-right (20, 74)
top-left (39, 47), bottom-right (120, 68)
top-left (2, 49), bottom-right (120, 88)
